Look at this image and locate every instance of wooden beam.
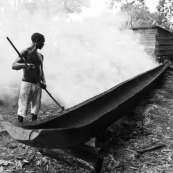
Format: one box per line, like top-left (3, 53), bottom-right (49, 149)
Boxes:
top-left (39, 144), bottom-right (103, 173)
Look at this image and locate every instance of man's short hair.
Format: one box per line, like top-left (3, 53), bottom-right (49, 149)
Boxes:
top-left (31, 33), bottom-right (45, 42)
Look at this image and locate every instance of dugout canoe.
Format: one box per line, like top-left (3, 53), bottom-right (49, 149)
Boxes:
top-left (4, 61), bottom-right (170, 149)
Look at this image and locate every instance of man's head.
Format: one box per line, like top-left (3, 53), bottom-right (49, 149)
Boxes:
top-left (31, 33), bottom-right (45, 49)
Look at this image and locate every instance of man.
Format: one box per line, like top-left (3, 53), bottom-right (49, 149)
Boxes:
top-left (12, 33), bottom-right (46, 122)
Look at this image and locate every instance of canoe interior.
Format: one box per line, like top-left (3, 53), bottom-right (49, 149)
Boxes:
top-left (14, 61), bottom-right (170, 130)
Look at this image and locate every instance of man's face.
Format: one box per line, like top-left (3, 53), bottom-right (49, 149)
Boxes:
top-left (37, 39), bottom-right (45, 49)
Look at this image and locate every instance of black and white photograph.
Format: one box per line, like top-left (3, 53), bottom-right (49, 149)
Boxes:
top-left (0, 0), bottom-right (173, 172)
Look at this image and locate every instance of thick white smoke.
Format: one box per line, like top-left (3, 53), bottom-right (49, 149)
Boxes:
top-left (0, 1), bottom-right (157, 108)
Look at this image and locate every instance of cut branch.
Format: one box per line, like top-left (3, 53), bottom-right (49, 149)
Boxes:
top-left (137, 144), bottom-right (166, 155)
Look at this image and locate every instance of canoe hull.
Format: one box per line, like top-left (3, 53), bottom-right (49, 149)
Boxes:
top-left (4, 61), bottom-right (170, 149)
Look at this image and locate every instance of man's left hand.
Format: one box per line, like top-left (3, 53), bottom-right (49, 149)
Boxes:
top-left (41, 82), bottom-right (47, 89)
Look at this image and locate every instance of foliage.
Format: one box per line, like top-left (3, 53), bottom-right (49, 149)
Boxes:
top-left (22, 0), bottom-right (83, 15)
top-left (0, 0), bottom-right (83, 18)
top-left (120, 2), bottom-right (162, 28)
top-left (108, 0), bottom-right (172, 30)
top-left (157, 0), bottom-right (173, 30)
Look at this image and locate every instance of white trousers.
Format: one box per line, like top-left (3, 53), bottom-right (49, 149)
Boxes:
top-left (17, 81), bottom-right (42, 117)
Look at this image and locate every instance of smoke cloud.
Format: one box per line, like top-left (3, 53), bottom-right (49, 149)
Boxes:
top-left (0, 1), bottom-right (157, 108)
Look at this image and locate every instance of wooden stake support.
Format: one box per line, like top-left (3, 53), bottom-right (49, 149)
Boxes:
top-left (39, 144), bottom-right (103, 173)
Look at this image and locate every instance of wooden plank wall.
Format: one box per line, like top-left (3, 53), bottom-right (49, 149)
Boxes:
top-left (133, 28), bottom-right (157, 58)
top-left (133, 27), bottom-right (173, 62)
top-left (155, 34), bottom-right (173, 57)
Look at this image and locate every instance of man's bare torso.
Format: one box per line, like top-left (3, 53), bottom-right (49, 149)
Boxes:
top-left (21, 48), bottom-right (43, 83)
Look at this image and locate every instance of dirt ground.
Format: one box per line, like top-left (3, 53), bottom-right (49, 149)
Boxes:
top-left (1, 66), bottom-right (173, 173)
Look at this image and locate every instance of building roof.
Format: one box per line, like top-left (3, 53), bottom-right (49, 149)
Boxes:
top-left (132, 26), bottom-right (172, 34)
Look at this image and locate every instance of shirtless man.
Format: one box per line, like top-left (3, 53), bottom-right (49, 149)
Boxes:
top-left (12, 33), bottom-right (46, 122)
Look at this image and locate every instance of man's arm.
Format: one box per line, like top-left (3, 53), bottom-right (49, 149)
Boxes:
top-left (40, 55), bottom-right (46, 89)
top-left (41, 68), bottom-right (46, 83)
top-left (12, 50), bottom-right (34, 70)
top-left (12, 57), bottom-right (26, 70)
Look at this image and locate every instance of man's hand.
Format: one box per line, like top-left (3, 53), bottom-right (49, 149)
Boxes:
top-left (40, 81), bottom-right (47, 89)
top-left (27, 63), bottom-right (35, 70)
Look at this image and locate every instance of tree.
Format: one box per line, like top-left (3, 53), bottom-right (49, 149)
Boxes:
top-left (157, 0), bottom-right (173, 30)
top-left (22, 0), bottom-right (85, 16)
top-left (108, 0), bottom-right (165, 28)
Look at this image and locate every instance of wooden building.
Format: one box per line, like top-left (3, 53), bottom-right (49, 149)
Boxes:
top-left (132, 26), bottom-right (173, 62)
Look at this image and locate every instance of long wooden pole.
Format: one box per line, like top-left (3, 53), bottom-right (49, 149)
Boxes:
top-left (7, 37), bottom-right (64, 111)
